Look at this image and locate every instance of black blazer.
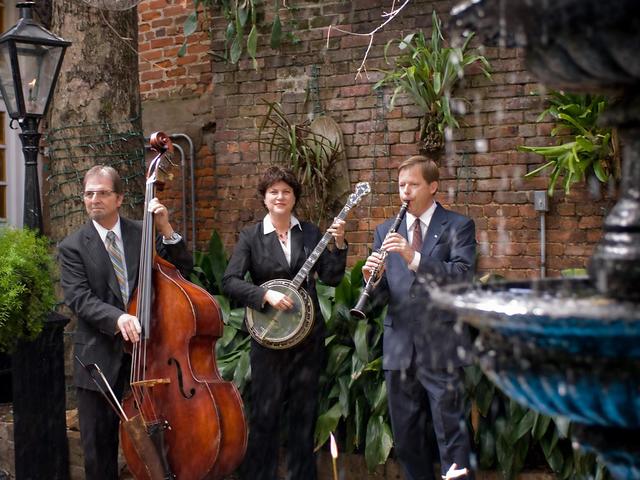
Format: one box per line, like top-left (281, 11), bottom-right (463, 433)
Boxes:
top-left (373, 203), bottom-right (476, 370)
top-left (222, 220), bottom-right (347, 334)
top-left (58, 217), bottom-right (193, 391)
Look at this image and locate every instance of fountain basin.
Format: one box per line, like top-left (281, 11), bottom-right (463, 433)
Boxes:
top-left (430, 278), bottom-right (640, 428)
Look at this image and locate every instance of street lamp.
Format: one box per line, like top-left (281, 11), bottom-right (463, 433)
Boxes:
top-left (0, 4), bottom-right (71, 480)
top-left (0, 1), bottom-right (70, 232)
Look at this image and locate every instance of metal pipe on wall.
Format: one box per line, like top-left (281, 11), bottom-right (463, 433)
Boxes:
top-left (145, 133), bottom-right (196, 257)
top-left (170, 133), bottom-right (196, 255)
top-left (534, 191), bottom-right (550, 278)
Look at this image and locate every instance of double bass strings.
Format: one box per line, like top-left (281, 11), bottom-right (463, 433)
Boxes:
top-left (130, 173), bottom-right (161, 425)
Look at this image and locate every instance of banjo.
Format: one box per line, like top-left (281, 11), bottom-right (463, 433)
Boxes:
top-left (246, 182), bottom-right (371, 349)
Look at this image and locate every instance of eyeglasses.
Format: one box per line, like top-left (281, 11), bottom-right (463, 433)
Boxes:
top-left (83, 190), bottom-right (115, 199)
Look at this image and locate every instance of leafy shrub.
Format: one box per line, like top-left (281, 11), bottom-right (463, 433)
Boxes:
top-left (0, 227), bottom-right (56, 353)
top-left (314, 262), bottom-right (393, 471)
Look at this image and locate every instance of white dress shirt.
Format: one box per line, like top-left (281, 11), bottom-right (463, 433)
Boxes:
top-left (263, 214), bottom-right (301, 265)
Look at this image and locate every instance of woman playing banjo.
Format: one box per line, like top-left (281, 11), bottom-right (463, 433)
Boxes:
top-left (222, 166), bottom-right (348, 480)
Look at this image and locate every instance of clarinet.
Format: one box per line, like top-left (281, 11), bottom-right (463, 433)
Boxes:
top-left (350, 202), bottom-right (409, 319)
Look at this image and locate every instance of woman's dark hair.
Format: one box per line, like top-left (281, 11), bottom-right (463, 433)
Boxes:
top-left (258, 166), bottom-right (302, 208)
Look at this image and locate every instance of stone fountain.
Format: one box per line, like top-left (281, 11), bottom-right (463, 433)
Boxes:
top-left (428, 1), bottom-right (640, 478)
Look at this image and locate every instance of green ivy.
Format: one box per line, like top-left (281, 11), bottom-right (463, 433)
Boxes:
top-left (518, 90), bottom-right (618, 196)
top-left (181, 0), bottom-right (293, 68)
top-left (0, 227), bottom-right (56, 353)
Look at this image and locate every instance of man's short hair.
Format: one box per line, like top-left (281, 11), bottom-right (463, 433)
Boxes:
top-left (398, 155), bottom-right (440, 184)
top-left (83, 165), bottom-right (123, 194)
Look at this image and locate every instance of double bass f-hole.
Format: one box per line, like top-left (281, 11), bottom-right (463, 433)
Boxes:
top-left (167, 358), bottom-right (196, 399)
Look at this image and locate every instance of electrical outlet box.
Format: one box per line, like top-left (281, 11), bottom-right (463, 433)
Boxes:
top-left (534, 190), bottom-right (549, 212)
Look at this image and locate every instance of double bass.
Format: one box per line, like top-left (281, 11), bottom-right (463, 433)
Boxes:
top-left (119, 132), bottom-right (247, 479)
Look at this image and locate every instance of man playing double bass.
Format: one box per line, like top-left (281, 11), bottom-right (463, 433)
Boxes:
top-left (58, 165), bottom-right (192, 480)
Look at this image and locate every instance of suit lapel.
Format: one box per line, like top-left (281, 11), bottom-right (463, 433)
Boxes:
top-left (121, 218), bottom-right (141, 297)
top-left (290, 226), bottom-right (305, 274)
top-left (391, 217), bottom-right (415, 284)
top-left (264, 229), bottom-right (290, 273)
top-left (422, 203), bottom-right (447, 257)
top-left (82, 221), bottom-right (123, 303)
top-left (398, 215), bottom-right (409, 241)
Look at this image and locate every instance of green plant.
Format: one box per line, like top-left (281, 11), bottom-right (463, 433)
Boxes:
top-left (465, 364), bottom-right (610, 479)
top-left (190, 230), bottom-right (251, 391)
top-left (182, 0), bottom-right (294, 67)
top-left (518, 91), bottom-right (619, 196)
top-left (314, 262), bottom-right (393, 471)
top-left (374, 11), bottom-right (490, 153)
top-left (258, 100), bottom-right (343, 226)
top-left (0, 227), bottom-right (57, 353)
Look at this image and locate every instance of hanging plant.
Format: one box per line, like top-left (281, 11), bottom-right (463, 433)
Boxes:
top-left (518, 90), bottom-right (620, 196)
top-left (257, 100), bottom-right (343, 226)
top-left (0, 228), bottom-right (57, 353)
top-left (374, 11), bottom-right (491, 153)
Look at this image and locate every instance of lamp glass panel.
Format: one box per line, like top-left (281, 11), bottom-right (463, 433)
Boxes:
top-left (0, 42), bottom-right (18, 117)
top-left (15, 41), bottom-right (62, 116)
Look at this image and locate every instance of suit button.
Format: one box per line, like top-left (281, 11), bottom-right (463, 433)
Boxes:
top-left (410, 293), bottom-right (416, 299)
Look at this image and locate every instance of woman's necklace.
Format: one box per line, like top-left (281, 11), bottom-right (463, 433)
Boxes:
top-left (276, 223), bottom-right (291, 246)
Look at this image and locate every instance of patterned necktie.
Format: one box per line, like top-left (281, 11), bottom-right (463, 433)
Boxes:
top-left (412, 219), bottom-right (423, 252)
top-left (106, 231), bottom-right (128, 305)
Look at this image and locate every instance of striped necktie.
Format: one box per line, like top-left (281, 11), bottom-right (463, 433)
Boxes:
top-left (412, 219), bottom-right (423, 252)
top-left (106, 230), bottom-right (128, 305)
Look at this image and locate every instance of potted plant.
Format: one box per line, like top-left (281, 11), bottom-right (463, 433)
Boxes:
top-left (374, 11), bottom-right (491, 154)
top-left (0, 227), bottom-right (56, 353)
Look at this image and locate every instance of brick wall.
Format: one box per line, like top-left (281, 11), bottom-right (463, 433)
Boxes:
top-left (137, 0), bottom-right (613, 279)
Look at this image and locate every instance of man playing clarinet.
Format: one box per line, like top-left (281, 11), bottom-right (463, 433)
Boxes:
top-left (362, 155), bottom-right (476, 480)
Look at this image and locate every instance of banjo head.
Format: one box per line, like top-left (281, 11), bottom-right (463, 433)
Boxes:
top-left (246, 280), bottom-right (314, 349)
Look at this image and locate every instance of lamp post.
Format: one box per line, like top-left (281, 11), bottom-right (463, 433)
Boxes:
top-left (0, 4), bottom-right (71, 480)
top-left (0, 1), bottom-right (70, 232)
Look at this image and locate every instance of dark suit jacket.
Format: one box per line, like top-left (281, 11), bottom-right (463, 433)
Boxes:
top-left (373, 203), bottom-right (475, 370)
top-left (58, 217), bottom-right (193, 391)
top-left (221, 220), bottom-right (347, 334)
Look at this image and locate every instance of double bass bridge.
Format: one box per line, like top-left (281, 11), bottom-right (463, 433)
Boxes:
top-left (130, 378), bottom-right (171, 388)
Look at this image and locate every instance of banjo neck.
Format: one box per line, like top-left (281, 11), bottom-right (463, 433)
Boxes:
top-left (290, 201), bottom-right (353, 290)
